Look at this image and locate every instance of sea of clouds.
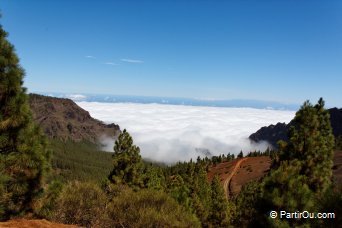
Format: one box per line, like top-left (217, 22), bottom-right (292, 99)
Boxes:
top-left (77, 102), bottom-right (295, 163)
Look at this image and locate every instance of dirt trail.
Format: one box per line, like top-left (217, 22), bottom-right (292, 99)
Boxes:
top-left (223, 158), bottom-right (247, 198)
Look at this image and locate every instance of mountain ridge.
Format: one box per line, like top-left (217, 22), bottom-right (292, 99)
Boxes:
top-left (29, 93), bottom-right (121, 143)
top-left (249, 108), bottom-right (342, 148)
top-left (38, 92), bottom-right (300, 110)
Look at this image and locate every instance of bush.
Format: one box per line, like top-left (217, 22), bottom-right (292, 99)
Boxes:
top-left (35, 180), bottom-right (63, 219)
top-left (51, 181), bottom-right (107, 227)
top-left (107, 188), bottom-right (200, 227)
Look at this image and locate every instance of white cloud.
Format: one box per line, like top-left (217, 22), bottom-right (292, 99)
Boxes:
top-left (85, 55), bottom-right (96, 59)
top-left (104, 62), bottom-right (118, 66)
top-left (66, 94), bottom-right (87, 101)
top-left (77, 102), bottom-right (295, 163)
top-left (120, 58), bottom-right (144, 63)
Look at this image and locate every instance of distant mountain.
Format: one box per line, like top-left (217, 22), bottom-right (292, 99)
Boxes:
top-left (29, 94), bottom-right (121, 143)
top-left (249, 108), bottom-right (342, 148)
top-left (38, 92), bottom-right (300, 110)
top-left (195, 148), bottom-right (213, 157)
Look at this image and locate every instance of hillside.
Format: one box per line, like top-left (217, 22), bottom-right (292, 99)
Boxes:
top-left (49, 139), bottom-right (113, 182)
top-left (208, 157), bottom-right (271, 197)
top-left (208, 151), bottom-right (342, 196)
top-left (249, 108), bottom-right (342, 148)
top-left (29, 94), bottom-right (120, 143)
top-left (28, 94), bottom-right (119, 182)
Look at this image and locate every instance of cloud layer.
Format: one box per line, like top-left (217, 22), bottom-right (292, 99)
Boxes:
top-left (77, 102), bottom-right (295, 163)
top-left (104, 62), bottom-right (118, 66)
top-left (65, 94), bottom-right (87, 101)
top-left (120, 58), bottom-right (144, 63)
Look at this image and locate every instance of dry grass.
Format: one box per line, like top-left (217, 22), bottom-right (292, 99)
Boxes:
top-left (0, 219), bottom-right (78, 228)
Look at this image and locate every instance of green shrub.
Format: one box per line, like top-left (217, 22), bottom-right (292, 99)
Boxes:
top-left (107, 188), bottom-right (200, 227)
top-left (35, 180), bottom-right (63, 219)
top-left (52, 181), bottom-right (107, 227)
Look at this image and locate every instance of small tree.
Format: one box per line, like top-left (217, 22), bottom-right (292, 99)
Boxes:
top-left (108, 129), bottom-right (143, 189)
top-left (261, 160), bottom-right (315, 227)
top-left (209, 175), bottom-right (233, 227)
top-left (0, 23), bottom-right (50, 219)
top-left (191, 163), bottom-right (211, 226)
top-left (234, 181), bottom-right (263, 226)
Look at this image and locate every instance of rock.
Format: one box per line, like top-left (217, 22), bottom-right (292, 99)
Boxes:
top-left (29, 94), bottom-right (120, 143)
top-left (249, 108), bottom-right (342, 148)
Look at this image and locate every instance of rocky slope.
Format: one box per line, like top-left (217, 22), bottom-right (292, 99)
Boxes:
top-left (249, 108), bottom-right (342, 148)
top-left (29, 94), bottom-right (120, 143)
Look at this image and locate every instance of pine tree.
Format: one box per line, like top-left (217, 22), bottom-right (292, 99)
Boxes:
top-left (279, 98), bottom-right (334, 194)
top-left (108, 129), bottom-right (143, 189)
top-left (261, 160), bottom-right (315, 226)
top-left (191, 163), bottom-right (211, 226)
top-left (168, 174), bottom-right (192, 211)
top-left (191, 192), bottom-right (209, 226)
top-left (234, 181), bottom-right (263, 226)
top-left (0, 24), bottom-right (50, 219)
top-left (260, 98), bottom-right (335, 226)
top-left (209, 175), bottom-right (233, 227)
top-left (142, 164), bottom-right (165, 190)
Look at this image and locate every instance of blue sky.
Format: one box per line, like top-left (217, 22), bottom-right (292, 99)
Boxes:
top-left (1, 0), bottom-right (342, 106)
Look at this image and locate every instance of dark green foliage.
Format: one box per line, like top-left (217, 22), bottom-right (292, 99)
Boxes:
top-left (168, 174), bottom-right (192, 211)
top-left (35, 180), bottom-right (63, 219)
top-left (279, 98), bottom-right (335, 194)
top-left (108, 129), bottom-right (144, 189)
top-left (0, 24), bottom-right (50, 220)
top-left (259, 98), bottom-right (335, 227)
top-left (246, 149), bottom-right (274, 157)
top-left (49, 139), bottom-right (112, 182)
top-left (191, 193), bottom-right (209, 226)
top-left (263, 160), bottom-right (315, 212)
top-left (315, 186), bottom-right (342, 227)
top-left (192, 164), bottom-right (211, 221)
top-left (107, 188), bottom-right (200, 228)
top-left (142, 163), bottom-right (166, 190)
top-left (208, 175), bottom-right (233, 227)
top-left (262, 161), bottom-right (315, 227)
top-left (237, 150), bottom-right (244, 158)
top-left (234, 181), bottom-right (263, 227)
top-left (165, 157), bottom-right (239, 227)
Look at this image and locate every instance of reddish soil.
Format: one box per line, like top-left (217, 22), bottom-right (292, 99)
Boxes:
top-left (208, 157), bottom-right (270, 197)
top-left (223, 158), bottom-right (247, 198)
top-left (208, 151), bottom-right (342, 197)
top-left (0, 219), bottom-right (77, 228)
top-left (207, 159), bottom-right (237, 183)
top-left (230, 156), bottom-right (271, 195)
